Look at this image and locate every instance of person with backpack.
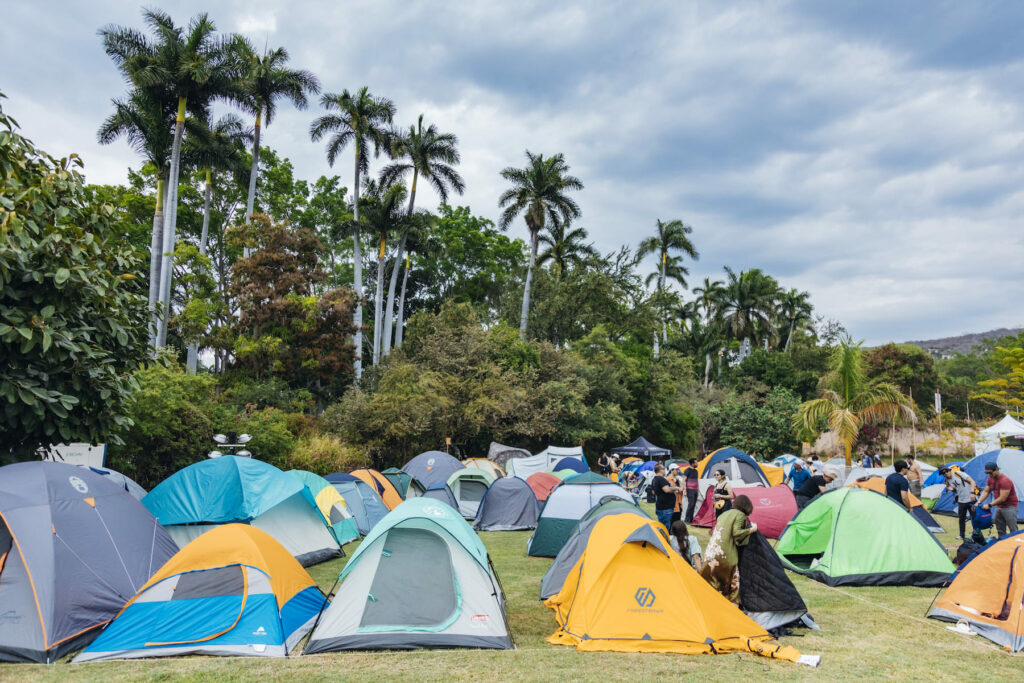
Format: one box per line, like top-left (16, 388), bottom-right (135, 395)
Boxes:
top-left (941, 465), bottom-right (977, 540)
top-left (978, 462), bottom-right (1020, 538)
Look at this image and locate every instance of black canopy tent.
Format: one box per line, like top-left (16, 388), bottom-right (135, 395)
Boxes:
top-left (609, 437), bottom-right (671, 459)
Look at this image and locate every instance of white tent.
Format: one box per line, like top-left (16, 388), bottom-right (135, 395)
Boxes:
top-left (507, 445), bottom-right (585, 479)
top-left (976, 414), bottom-right (1024, 455)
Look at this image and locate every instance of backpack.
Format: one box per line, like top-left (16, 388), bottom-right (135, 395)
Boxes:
top-left (972, 504), bottom-right (993, 530)
top-left (955, 540), bottom-right (986, 566)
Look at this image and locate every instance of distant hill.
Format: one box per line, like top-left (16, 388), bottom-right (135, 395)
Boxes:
top-left (903, 327), bottom-right (1024, 358)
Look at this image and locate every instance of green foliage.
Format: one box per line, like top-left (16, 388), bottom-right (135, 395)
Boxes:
top-left (717, 387), bottom-right (801, 458)
top-left (284, 434), bottom-right (370, 475)
top-left (227, 406), bottom-right (297, 470)
top-left (863, 343), bottom-right (939, 411)
top-left (731, 349), bottom-right (820, 400)
top-left (0, 97), bottom-right (150, 460)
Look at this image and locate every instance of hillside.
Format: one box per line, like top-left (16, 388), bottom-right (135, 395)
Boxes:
top-left (904, 327), bottom-right (1024, 357)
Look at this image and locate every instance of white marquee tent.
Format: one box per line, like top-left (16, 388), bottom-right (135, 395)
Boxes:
top-left (975, 414), bottom-right (1024, 455)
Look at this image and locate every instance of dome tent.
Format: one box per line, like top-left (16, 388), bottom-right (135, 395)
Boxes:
top-left (506, 445), bottom-right (585, 479)
top-left (698, 447), bottom-right (770, 487)
top-left (324, 473), bottom-right (389, 536)
top-left (305, 498), bottom-right (513, 652)
top-left (462, 457), bottom-right (506, 478)
top-left (693, 485), bottom-right (797, 539)
top-left (446, 468), bottom-right (496, 519)
top-left (738, 532), bottom-right (817, 632)
top-left (473, 476), bottom-right (539, 531)
top-left (847, 476), bottom-right (943, 533)
top-left (286, 470), bottom-right (359, 545)
top-left (933, 448), bottom-right (1024, 522)
top-left (143, 457), bottom-right (340, 567)
top-left (74, 525), bottom-right (327, 661)
top-left (403, 450), bottom-right (465, 489)
top-left (80, 465), bottom-right (147, 500)
top-left (526, 472), bottom-right (561, 501)
top-left (0, 462), bottom-right (178, 663)
top-left (527, 472), bottom-right (633, 557)
top-left (350, 469), bottom-right (404, 510)
top-left (421, 482), bottom-right (460, 510)
top-left (381, 467), bottom-right (425, 498)
top-left (552, 456), bottom-right (588, 474)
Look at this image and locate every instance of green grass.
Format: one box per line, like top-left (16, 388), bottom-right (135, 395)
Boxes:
top-left (2, 506), bottom-right (1021, 681)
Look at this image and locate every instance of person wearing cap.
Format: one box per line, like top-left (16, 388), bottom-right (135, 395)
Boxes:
top-left (978, 462), bottom-right (1019, 537)
top-left (885, 460), bottom-right (913, 510)
top-left (941, 465), bottom-right (977, 540)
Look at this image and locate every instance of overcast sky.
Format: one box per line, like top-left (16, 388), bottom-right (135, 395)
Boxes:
top-left (3, 1), bottom-right (1023, 345)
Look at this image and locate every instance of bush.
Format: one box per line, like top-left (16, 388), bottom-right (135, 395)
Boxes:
top-left (284, 434), bottom-right (371, 475)
top-left (228, 406), bottom-right (296, 470)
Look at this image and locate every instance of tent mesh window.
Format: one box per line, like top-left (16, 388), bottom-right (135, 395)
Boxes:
top-left (329, 505), bottom-right (347, 525)
top-left (360, 528), bottom-right (457, 629)
top-left (172, 565), bottom-right (245, 600)
top-left (461, 482), bottom-right (487, 504)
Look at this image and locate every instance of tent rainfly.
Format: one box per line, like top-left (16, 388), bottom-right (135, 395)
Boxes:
top-left (403, 451), bottom-right (465, 489)
top-left (474, 477), bottom-right (539, 531)
top-left (609, 436), bottom-right (671, 459)
top-left (975, 414), bottom-right (1024, 455)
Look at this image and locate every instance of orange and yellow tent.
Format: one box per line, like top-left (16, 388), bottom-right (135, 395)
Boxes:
top-left (545, 514), bottom-right (809, 663)
top-left (350, 469), bottom-right (403, 510)
top-left (847, 476), bottom-right (925, 507)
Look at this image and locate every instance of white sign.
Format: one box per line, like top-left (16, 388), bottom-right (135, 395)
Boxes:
top-left (40, 443), bottom-right (106, 468)
top-left (934, 392), bottom-right (942, 414)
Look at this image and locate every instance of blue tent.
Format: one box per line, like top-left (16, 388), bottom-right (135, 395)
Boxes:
top-left (934, 449), bottom-right (1024, 522)
top-left (421, 482), bottom-right (460, 511)
top-left (924, 462), bottom-right (965, 488)
top-left (552, 456), bottom-right (588, 474)
top-left (323, 473), bottom-right (389, 535)
top-left (636, 460), bottom-right (657, 474)
top-left (402, 450), bottom-right (464, 489)
top-left (700, 447), bottom-right (770, 486)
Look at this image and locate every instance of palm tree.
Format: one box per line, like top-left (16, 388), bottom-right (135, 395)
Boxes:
top-left (356, 180), bottom-right (408, 365)
top-left (394, 211), bottom-right (438, 350)
top-left (637, 219), bottom-right (699, 356)
top-left (536, 221), bottom-right (598, 279)
top-left (378, 115), bottom-right (464, 354)
top-left (498, 151), bottom-right (583, 340)
top-left (233, 39), bottom-right (319, 243)
top-left (101, 9), bottom-right (239, 348)
top-left (794, 339), bottom-right (916, 466)
top-left (310, 87), bottom-right (395, 383)
top-left (720, 267), bottom-right (778, 360)
top-left (181, 113), bottom-right (251, 373)
top-left (97, 87), bottom-right (175, 343)
top-left (777, 287), bottom-right (813, 351)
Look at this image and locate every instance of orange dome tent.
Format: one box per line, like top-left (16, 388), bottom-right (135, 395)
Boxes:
top-left (350, 469), bottom-right (403, 510)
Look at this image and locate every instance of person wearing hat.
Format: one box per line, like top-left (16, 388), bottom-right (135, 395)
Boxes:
top-left (794, 468), bottom-right (837, 510)
top-left (941, 465), bottom-right (977, 540)
top-left (977, 462), bottom-right (1019, 537)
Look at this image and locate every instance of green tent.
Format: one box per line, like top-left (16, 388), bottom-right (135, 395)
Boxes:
top-left (775, 487), bottom-right (955, 587)
top-left (527, 472), bottom-right (633, 557)
top-left (381, 467), bottom-right (425, 498)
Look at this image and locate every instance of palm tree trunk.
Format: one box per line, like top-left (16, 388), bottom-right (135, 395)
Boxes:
top-left (148, 177), bottom-right (165, 347)
top-left (382, 170), bottom-right (416, 357)
top-left (844, 440), bottom-right (852, 468)
top-left (653, 255), bottom-right (664, 358)
top-left (704, 352), bottom-right (712, 387)
top-left (372, 235), bottom-right (386, 365)
top-left (186, 169), bottom-right (213, 375)
top-left (395, 254), bottom-right (410, 349)
top-left (244, 109), bottom-right (261, 258)
top-left (157, 96), bottom-right (186, 348)
top-left (519, 228), bottom-right (539, 340)
top-left (352, 147), bottom-right (363, 384)
top-left (785, 320), bottom-right (795, 352)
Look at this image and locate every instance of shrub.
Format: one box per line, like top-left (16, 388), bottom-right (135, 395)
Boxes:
top-left (228, 406), bottom-right (296, 470)
top-left (284, 434), bottom-right (371, 475)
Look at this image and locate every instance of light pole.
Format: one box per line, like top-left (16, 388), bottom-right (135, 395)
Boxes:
top-left (209, 431), bottom-right (253, 459)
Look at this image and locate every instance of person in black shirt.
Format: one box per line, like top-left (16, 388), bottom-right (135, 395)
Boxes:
top-left (795, 469), bottom-right (837, 509)
top-left (682, 458), bottom-right (700, 523)
top-left (885, 461), bottom-right (911, 510)
top-left (650, 464), bottom-right (679, 531)
top-left (598, 452), bottom-right (610, 475)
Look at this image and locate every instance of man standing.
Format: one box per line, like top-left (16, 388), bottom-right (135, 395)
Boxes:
top-left (809, 455), bottom-right (823, 476)
top-left (978, 462), bottom-right (1020, 538)
top-left (941, 465), bottom-right (977, 540)
top-left (905, 454), bottom-right (924, 498)
top-left (787, 461), bottom-right (810, 491)
top-left (682, 458), bottom-right (700, 523)
top-left (885, 461), bottom-right (912, 510)
top-left (650, 464), bottom-right (680, 531)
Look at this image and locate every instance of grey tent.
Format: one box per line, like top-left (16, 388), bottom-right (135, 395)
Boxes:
top-left (422, 482), bottom-right (460, 511)
top-left (0, 461), bottom-right (178, 663)
top-left (403, 450), bottom-right (465, 489)
top-left (324, 474), bottom-right (389, 535)
top-left (381, 467), bottom-right (425, 498)
top-left (487, 441), bottom-right (531, 471)
top-left (473, 477), bottom-right (539, 531)
top-left (81, 465), bottom-right (147, 500)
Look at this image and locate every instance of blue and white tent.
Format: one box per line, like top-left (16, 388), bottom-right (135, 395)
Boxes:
top-left (934, 449), bottom-right (1024, 522)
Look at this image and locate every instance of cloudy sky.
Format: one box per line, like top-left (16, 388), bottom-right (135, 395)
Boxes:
top-left (3, 1), bottom-right (1023, 345)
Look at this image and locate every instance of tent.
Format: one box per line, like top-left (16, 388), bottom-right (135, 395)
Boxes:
top-left (527, 472), bottom-right (633, 557)
top-left (739, 532), bottom-right (816, 632)
top-left (552, 456), bottom-right (588, 474)
top-left (934, 449), bottom-right (1024, 522)
top-left (847, 476), bottom-right (944, 533)
top-left (552, 469), bottom-right (577, 480)
top-left (287, 470), bottom-right (359, 545)
top-left (609, 436), bottom-right (671, 459)
top-left (507, 446), bottom-right (586, 479)
top-left (699, 447), bottom-right (771, 488)
top-left (305, 498), bottom-right (513, 651)
top-left (975, 414), bottom-right (1024, 455)
top-left (473, 477), bottom-right (539, 531)
top-left (381, 467), bottom-right (425, 498)
top-left (422, 482), bottom-right (460, 510)
top-left (144, 457), bottom-right (340, 567)
top-left (486, 441), bottom-right (530, 471)
top-left (0, 462), bottom-right (178, 663)
top-left (350, 469), bottom-right (403, 510)
top-left (927, 531), bottom-right (1024, 651)
top-left (526, 472), bottom-right (561, 502)
top-left (540, 498), bottom-right (650, 599)
top-left (403, 450), bottom-right (465, 489)
top-left (776, 487), bottom-right (955, 586)
top-left (462, 457), bottom-right (506, 479)
top-left (80, 465), bottom-right (147, 500)
top-left (692, 485), bottom-right (797, 539)
top-left (446, 468), bottom-right (496, 519)
top-left (324, 473), bottom-right (390, 536)
top-left (545, 514), bottom-right (805, 662)
top-left (75, 525), bottom-right (327, 661)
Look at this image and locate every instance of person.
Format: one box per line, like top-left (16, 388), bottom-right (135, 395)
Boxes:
top-left (700, 495), bottom-right (757, 603)
top-left (978, 462), bottom-right (1020, 538)
top-left (787, 461), bottom-right (810, 491)
top-left (941, 465), bottom-right (977, 540)
top-left (668, 464), bottom-right (684, 523)
top-left (860, 453), bottom-right (873, 469)
top-left (885, 460), bottom-right (912, 510)
top-left (598, 452), bottom-right (611, 475)
top-left (711, 469), bottom-right (734, 515)
top-left (670, 520), bottom-right (703, 572)
top-left (905, 454), bottom-right (923, 498)
top-left (809, 455), bottom-right (823, 475)
top-left (794, 468), bottom-right (836, 509)
top-left (650, 464), bottom-right (680, 531)
top-left (872, 454), bottom-right (883, 468)
top-left (682, 458), bottom-right (700, 523)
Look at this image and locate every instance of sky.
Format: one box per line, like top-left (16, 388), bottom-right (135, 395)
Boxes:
top-left (2, 0), bottom-right (1023, 345)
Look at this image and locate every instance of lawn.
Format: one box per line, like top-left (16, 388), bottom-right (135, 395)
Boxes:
top-left (1, 506), bottom-right (1020, 682)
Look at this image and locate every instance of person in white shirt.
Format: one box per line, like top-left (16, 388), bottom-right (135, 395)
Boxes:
top-left (669, 520), bottom-right (703, 572)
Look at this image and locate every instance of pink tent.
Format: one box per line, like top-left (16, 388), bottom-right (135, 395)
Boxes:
top-left (526, 472), bottom-right (562, 501)
top-left (691, 485), bottom-right (797, 539)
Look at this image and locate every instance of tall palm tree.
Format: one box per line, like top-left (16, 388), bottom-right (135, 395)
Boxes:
top-left (378, 115), bottom-right (464, 354)
top-left (720, 267), bottom-right (778, 360)
top-left (357, 181), bottom-right (408, 365)
top-left (101, 9), bottom-right (239, 348)
top-left (234, 39), bottom-right (319, 242)
top-left (97, 87), bottom-right (175, 344)
top-left (793, 339), bottom-right (916, 466)
top-left (637, 219), bottom-right (699, 356)
top-left (310, 87), bottom-right (395, 383)
top-left (536, 221), bottom-right (598, 279)
top-left (498, 151), bottom-right (583, 340)
top-left (181, 113), bottom-right (251, 373)
top-left (777, 287), bottom-right (813, 352)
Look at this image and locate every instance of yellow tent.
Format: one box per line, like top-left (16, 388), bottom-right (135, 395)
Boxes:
top-left (762, 465), bottom-right (785, 487)
top-left (350, 469), bottom-right (404, 510)
top-left (545, 514), bottom-right (804, 662)
top-left (462, 457), bottom-right (506, 478)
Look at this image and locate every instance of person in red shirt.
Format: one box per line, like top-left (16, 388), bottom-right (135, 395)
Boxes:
top-left (978, 462), bottom-right (1020, 538)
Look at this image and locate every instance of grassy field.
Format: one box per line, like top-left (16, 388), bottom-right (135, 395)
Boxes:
top-left (1, 505), bottom-right (1020, 682)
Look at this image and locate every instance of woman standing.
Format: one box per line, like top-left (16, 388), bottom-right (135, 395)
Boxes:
top-left (712, 469), bottom-right (734, 515)
top-left (700, 495), bottom-right (757, 603)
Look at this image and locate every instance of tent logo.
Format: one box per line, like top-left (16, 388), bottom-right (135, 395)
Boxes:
top-left (760, 498), bottom-right (772, 506)
top-left (0, 610), bottom-right (20, 624)
top-left (422, 504), bottom-right (447, 518)
top-left (68, 476), bottom-right (88, 494)
top-left (634, 587), bottom-right (656, 607)
top-left (252, 626), bottom-right (266, 636)
top-left (427, 458), bottom-right (436, 467)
